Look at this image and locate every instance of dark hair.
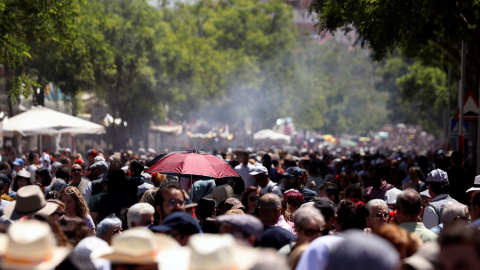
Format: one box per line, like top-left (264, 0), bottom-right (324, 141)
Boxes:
top-left (0, 180), bottom-right (4, 191)
top-left (314, 197), bottom-right (336, 222)
top-left (241, 186), bottom-right (262, 207)
top-left (201, 217), bottom-right (220, 234)
top-left (55, 165), bottom-right (70, 179)
top-left (450, 151), bottom-right (464, 165)
top-left (12, 175), bottom-right (32, 192)
top-left (438, 226), bottom-right (480, 253)
top-left (336, 199), bottom-right (367, 230)
top-left (344, 185), bottom-right (364, 201)
top-left (130, 160), bottom-right (143, 176)
top-left (428, 182), bottom-right (449, 196)
top-left (154, 179), bottom-right (183, 208)
top-left (36, 167), bottom-right (52, 187)
top-left (0, 170), bottom-right (12, 184)
top-left (472, 192), bottom-right (480, 207)
top-left (28, 152), bottom-right (38, 163)
top-left (107, 169), bottom-right (128, 194)
top-left (196, 197), bottom-right (217, 221)
top-left (57, 216), bottom-right (91, 247)
top-left (0, 162), bottom-right (10, 171)
top-left (318, 182), bottom-right (340, 203)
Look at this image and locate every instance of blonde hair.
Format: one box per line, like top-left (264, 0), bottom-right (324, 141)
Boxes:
top-left (58, 186), bottom-right (89, 218)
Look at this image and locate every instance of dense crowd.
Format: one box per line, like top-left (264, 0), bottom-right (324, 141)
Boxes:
top-left (0, 146), bottom-right (477, 270)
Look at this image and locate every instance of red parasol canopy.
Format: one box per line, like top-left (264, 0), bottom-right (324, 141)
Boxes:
top-left (145, 152), bottom-right (239, 179)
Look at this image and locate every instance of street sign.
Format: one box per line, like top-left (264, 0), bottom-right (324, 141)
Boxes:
top-left (454, 91), bottom-right (479, 120)
top-left (451, 119), bottom-right (469, 136)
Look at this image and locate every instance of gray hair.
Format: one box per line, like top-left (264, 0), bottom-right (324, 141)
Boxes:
top-left (96, 217), bottom-right (122, 237)
top-left (366, 199), bottom-right (387, 215)
top-left (127, 203), bottom-right (155, 228)
top-left (259, 193), bottom-right (281, 211)
top-left (442, 203), bottom-right (468, 225)
top-left (293, 206), bottom-right (325, 232)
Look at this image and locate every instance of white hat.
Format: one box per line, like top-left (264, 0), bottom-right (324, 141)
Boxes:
top-left (249, 166), bottom-right (268, 176)
top-left (384, 188), bottom-right (402, 205)
top-left (16, 168), bottom-right (31, 179)
top-left (94, 156), bottom-right (105, 163)
top-left (93, 227), bottom-right (179, 264)
top-left (466, 175), bottom-right (480, 193)
top-left (420, 189), bottom-right (431, 198)
top-left (160, 234), bottom-right (259, 270)
top-left (0, 220), bottom-right (71, 269)
top-left (426, 169), bottom-right (448, 183)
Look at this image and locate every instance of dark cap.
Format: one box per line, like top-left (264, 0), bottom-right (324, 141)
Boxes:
top-left (217, 214), bottom-right (263, 240)
top-left (313, 197), bottom-right (336, 221)
top-left (283, 167), bottom-right (303, 178)
top-left (150, 212), bottom-right (200, 235)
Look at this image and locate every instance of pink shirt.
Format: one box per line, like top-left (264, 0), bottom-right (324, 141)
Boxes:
top-left (277, 215), bottom-right (296, 235)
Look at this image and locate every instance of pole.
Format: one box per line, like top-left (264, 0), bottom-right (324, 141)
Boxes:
top-left (458, 38), bottom-right (465, 151)
top-left (447, 65), bottom-right (451, 149)
top-left (477, 83), bottom-right (480, 175)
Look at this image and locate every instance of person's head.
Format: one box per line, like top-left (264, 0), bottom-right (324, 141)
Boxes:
top-left (250, 166), bottom-right (269, 188)
top-left (396, 189), bottom-right (422, 223)
top-left (126, 203), bottom-right (155, 228)
top-left (241, 186), bottom-right (262, 213)
top-left (154, 180), bottom-right (186, 223)
top-left (239, 152), bottom-right (249, 165)
top-left (12, 158), bottom-right (25, 172)
top-left (258, 193), bottom-right (282, 226)
top-left (408, 166), bottom-right (423, 182)
top-left (195, 197), bottom-right (217, 221)
top-left (12, 169), bottom-right (32, 191)
top-left (28, 152), bottom-right (39, 165)
top-left (367, 165), bottom-right (388, 189)
top-left (283, 167), bottom-right (303, 190)
top-left (426, 169), bottom-right (449, 197)
top-left (365, 199), bottom-right (388, 231)
top-left (217, 214), bottom-right (264, 246)
top-left (96, 216), bottom-right (122, 245)
top-left (55, 165), bottom-right (71, 181)
top-left (438, 226), bottom-right (480, 270)
top-left (284, 190), bottom-right (305, 215)
top-left (86, 149), bottom-right (98, 164)
top-left (374, 224), bottom-right (421, 259)
top-left (150, 212), bottom-right (200, 246)
top-left (35, 167), bottom-right (52, 187)
top-left (293, 206), bottom-right (325, 244)
top-left (338, 172), bottom-right (349, 188)
top-left (450, 150), bottom-right (464, 166)
top-left (139, 187), bottom-right (158, 206)
top-left (334, 199), bottom-right (367, 232)
top-left (318, 182), bottom-right (340, 203)
top-left (47, 199), bottom-right (66, 222)
top-left (58, 186), bottom-right (89, 218)
top-left (58, 215), bottom-right (93, 246)
top-left (470, 192), bottom-right (480, 221)
top-left (442, 203), bottom-right (470, 229)
top-left (261, 154), bottom-right (272, 168)
top-left (70, 163), bottom-right (83, 182)
top-left (8, 150), bottom-right (16, 162)
top-left (313, 197), bottom-right (337, 233)
top-left (129, 159), bottom-right (143, 177)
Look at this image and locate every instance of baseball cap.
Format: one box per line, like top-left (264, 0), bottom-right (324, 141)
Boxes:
top-left (283, 166), bottom-right (303, 178)
top-left (150, 212), bottom-right (200, 235)
top-left (249, 166), bottom-right (268, 176)
top-left (426, 169), bottom-right (448, 183)
top-left (16, 168), bottom-right (31, 179)
top-left (12, 158), bottom-right (25, 166)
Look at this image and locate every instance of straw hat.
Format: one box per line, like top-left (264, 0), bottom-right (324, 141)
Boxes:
top-left (0, 220), bottom-right (71, 269)
top-left (4, 185), bottom-right (58, 220)
top-left (93, 227), bottom-right (179, 265)
top-left (160, 234), bottom-right (260, 270)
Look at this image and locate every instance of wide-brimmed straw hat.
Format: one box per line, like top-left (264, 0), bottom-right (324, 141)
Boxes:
top-left (159, 234), bottom-right (260, 270)
top-left (0, 220), bottom-right (71, 269)
top-left (4, 185), bottom-right (58, 220)
top-left (93, 227), bottom-right (179, 265)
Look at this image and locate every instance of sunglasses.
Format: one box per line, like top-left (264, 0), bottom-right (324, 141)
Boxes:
top-left (71, 169), bottom-right (82, 172)
top-left (374, 212), bottom-right (389, 218)
top-left (166, 199), bottom-right (185, 207)
top-left (302, 228), bottom-right (323, 237)
top-left (248, 197), bottom-right (258, 202)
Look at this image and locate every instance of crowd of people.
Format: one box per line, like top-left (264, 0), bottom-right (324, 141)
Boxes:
top-left (0, 146), bottom-right (478, 270)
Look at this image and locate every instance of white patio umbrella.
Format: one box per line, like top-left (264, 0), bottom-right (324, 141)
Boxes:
top-left (253, 129), bottom-right (291, 144)
top-left (3, 106), bottom-right (105, 137)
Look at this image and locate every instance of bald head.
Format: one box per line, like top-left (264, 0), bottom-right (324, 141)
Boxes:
top-left (260, 193), bottom-right (282, 210)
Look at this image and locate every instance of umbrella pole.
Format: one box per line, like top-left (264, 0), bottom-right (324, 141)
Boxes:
top-left (190, 175), bottom-right (193, 202)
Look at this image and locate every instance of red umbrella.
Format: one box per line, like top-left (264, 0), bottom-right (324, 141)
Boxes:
top-left (145, 152), bottom-right (239, 179)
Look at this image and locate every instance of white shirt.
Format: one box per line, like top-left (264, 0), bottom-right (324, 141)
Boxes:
top-left (26, 164), bottom-right (37, 183)
top-left (70, 178), bottom-right (93, 203)
top-left (260, 180), bottom-right (282, 196)
top-left (234, 163), bottom-right (256, 188)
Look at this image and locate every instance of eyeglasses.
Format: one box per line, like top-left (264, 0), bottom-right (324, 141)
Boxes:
top-left (248, 197), bottom-right (258, 202)
top-left (302, 227), bottom-right (323, 237)
top-left (374, 212), bottom-right (389, 218)
top-left (167, 199), bottom-right (185, 207)
top-left (113, 228), bottom-right (122, 234)
top-left (52, 211), bottom-right (65, 217)
top-left (71, 169), bottom-right (82, 172)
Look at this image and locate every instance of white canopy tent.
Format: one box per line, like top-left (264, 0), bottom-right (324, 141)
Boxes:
top-left (253, 129), bottom-right (291, 144)
top-left (3, 106), bottom-right (105, 137)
